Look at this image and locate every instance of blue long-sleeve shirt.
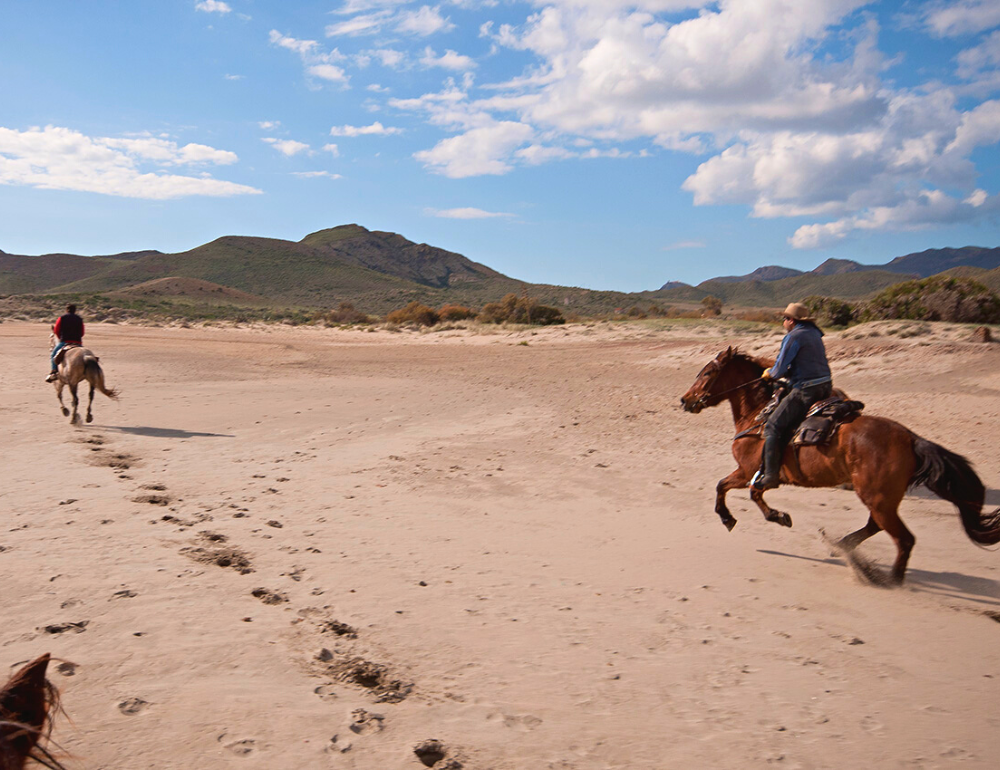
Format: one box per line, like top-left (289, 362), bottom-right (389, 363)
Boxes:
top-left (771, 322), bottom-right (831, 387)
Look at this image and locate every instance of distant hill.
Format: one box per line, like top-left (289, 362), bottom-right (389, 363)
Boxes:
top-left (2, 227), bottom-right (997, 317)
top-left (712, 266), bottom-right (804, 283)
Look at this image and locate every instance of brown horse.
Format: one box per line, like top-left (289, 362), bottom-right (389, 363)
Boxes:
top-left (680, 347), bottom-right (1000, 584)
top-left (50, 334), bottom-right (119, 425)
top-left (0, 654), bottom-right (66, 770)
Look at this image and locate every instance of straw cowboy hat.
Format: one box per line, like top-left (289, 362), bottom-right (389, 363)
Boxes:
top-left (782, 302), bottom-right (815, 322)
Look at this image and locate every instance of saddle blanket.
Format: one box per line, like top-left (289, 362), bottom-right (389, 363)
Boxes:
top-left (792, 397), bottom-right (865, 447)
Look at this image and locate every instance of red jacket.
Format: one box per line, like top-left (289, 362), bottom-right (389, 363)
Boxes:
top-left (54, 313), bottom-right (84, 344)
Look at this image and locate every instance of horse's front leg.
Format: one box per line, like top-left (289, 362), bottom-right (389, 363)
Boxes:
top-left (749, 486), bottom-right (792, 528)
top-left (68, 382), bottom-right (80, 425)
top-left (715, 468), bottom-right (749, 531)
top-left (55, 381), bottom-right (69, 417)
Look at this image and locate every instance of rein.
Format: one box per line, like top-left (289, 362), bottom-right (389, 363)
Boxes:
top-left (695, 375), bottom-right (766, 410)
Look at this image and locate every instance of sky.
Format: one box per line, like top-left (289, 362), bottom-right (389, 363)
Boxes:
top-left (2, 0), bottom-right (999, 291)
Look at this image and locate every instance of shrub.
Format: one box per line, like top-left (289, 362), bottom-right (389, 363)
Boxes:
top-left (437, 304), bottom-right (477, 321)
top-left (320, 302), bottom-right (372, 325)
top-left (802, 295), bottom-right (857, 327)
top-left (385, 301), bottom-right (439, 326)
top-left (700, 295), bottom-right (723, 316)
top-left (861, 277), bottom-right (1000, 323)
top-left (477, 293), bottom-right (565, 325)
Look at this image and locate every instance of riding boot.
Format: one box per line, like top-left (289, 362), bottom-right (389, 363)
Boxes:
top-left (754, 435), bottom-right (784, 490)
top-left (45, 370), bottom-right (59, 383)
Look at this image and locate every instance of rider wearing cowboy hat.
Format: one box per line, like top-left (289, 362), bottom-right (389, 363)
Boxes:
top-left (753, 302), bottom-right (833, 490)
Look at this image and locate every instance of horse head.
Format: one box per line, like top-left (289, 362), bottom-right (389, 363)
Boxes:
top-left (680, 347), bottom-right (767, 413)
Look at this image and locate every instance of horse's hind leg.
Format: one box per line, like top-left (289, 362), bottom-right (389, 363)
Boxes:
top-left (715, 468), bottom-right (749, 531)
top-left (833, 515), bottom-right (881, 554)
top-left (853, 473), bottom-right (913, 584)
top-left (749, 487), bottom-right (792, 528)
top-left (86, 382), bottom-right (95, 423)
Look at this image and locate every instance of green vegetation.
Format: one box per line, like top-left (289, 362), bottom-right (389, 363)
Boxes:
top-left (477, 293), bottom-right (565, 325)
top-left (861, 276), bottom-right (1000, 323)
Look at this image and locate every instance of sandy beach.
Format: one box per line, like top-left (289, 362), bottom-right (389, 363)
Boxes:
top-left (2, 319), bottom-right (999, 769)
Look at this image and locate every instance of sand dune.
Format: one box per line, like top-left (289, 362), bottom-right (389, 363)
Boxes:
top-left (2, 320), bottom-right (998, 769)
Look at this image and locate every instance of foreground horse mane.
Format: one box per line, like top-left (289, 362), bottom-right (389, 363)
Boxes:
top-left (0, 655), bottom-right (66, 770)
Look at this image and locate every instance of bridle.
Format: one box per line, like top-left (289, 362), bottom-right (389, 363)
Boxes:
top-left (692, 375), bottom-right (766, 410)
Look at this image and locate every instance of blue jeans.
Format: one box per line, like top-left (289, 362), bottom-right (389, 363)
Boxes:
top-left (50, 340), bottom-right (66, 372)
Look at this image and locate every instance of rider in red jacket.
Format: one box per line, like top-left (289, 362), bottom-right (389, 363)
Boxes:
top-left (46, 304), bottom-right (84, 382)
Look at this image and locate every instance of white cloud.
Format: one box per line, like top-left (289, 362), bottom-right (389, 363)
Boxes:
top-left (258, 121), bottom-right (281, 130)
top-left (262, 137), bottom-right (311, 156)
top-left (397, 6), bottom-right (454, 36)
top-left (326, 12), bottom-right (392, 37)
top-left (922, 1), bottom-right (1000, 37)
top-left (323, 143), bottom-right (340, 156)
top-left (308, 63), bottom-right (349, 82)
top-left (334, 0), bottom-right (411, 14)
top-left (224, 73), bottom-right (244, 80)
top-left (414, 121), bottom-right (534, 177)
top-left (330, 121), bottom-right (403, 136)
top-left (369, 49), bottom-right (406, 68)
top-left (0, 125), bottom-right (259, 199)
top-left (426, 206), bottom-right (513, 218)
top-left (367, 83), bottom-right (391, 93)
top-left (196, 1), bottom-right (231, 14)
top-left (515, 144), bottom-right (573, 164)
top-left (269, 30), bottom-right (350, 87)
top-left (293, 170), bottom-right (343, 179)
top-left (420, 47), bottom-right (477, 70)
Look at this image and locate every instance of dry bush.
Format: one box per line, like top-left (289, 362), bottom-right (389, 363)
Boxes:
top-left (385, 301), bottom-right (440, 326)
top-left (319, 302), bottom-right (372, 325)
top-left (700, 295), bottom-right (723, 316)
top-left (478, 293), bottom-right (565, 325)
top-left (734, 309), bottom-right (782, 323)
top-left (437, 304), bottom-right (477, 321)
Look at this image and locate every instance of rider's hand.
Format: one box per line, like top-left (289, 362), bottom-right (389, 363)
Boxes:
top-left (761, 368), bottom-right (773, 381)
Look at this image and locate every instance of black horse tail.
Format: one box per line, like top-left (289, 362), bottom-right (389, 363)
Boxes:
top-left (911, 436), bottom-right (1000, 546)
top-left (84, 356), bottom-right (120, 400)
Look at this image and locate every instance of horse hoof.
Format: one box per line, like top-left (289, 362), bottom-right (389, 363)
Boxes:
top-left (86, 414), bottom-right (93, 423)
top-left (722, 516), bottom-right (737, 532)
top-left (768, 511), bottom-right (793, 528)
top-left (61, 408), bottom-right (70, 416)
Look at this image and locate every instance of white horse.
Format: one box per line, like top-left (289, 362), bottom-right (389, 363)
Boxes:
top-left (49, 333), bottom-right (119, 424)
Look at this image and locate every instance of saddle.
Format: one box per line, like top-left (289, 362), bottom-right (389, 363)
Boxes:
top-left (53, 343), bottom-right (82, 366)
top-left (734, 386), bottom-right (864, 447)
top-left (792, 397), bottom-right (865, 447)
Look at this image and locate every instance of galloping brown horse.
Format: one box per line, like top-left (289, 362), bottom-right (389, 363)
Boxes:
top-left (0, 654), bottom-right (66, 770)
top-left (50, 334), bottom-right (119, 425)
top-left (680, 347), bottom-right (1000, 584)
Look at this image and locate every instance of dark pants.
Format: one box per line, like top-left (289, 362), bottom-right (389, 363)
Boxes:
top-left (764, 381), bottom-right (833, 443)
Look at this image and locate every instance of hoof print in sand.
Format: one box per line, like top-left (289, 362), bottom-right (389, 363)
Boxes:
top-left (56, 662), bottom-right (77, 676)
top-left (181, 545), bottom-right (254, 574)
top-left (133, 494), bottom-right (171, 506)
top-left (251, 587), bottom-right (288, 605)
top-left (319, 619), bottom-right (357, 639)
top-left (348, 709), bottom-right (384, 736)
top-left (118, 697), bottom-right (150, 715)
top-left (40, 621), bottom-right (89, 635)
top-left (223, 739), bottom-right (257, 756)
top-left (414, 739), bottom-right (462, 769)
top-left (89, 450), bottom-right (139, 470)
top-left (326, 657), bottom-right (411, 703)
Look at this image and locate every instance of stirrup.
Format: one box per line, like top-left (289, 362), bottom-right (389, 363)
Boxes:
top-left (750, 470), bottom-right (779, 490)
top-left (45, 372), bottom-right (59, 382)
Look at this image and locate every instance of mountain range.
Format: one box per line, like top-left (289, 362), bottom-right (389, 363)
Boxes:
top-left (1, 225), bottom-right (998, 314)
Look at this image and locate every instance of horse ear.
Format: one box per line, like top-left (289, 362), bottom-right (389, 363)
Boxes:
top-left (719, 346), bottom-right (733, 362)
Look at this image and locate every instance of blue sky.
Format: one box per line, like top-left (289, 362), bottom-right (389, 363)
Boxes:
top-left (2, 0), bottom-right (999, 291)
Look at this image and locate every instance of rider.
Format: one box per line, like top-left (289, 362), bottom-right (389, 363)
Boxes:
top-left (753, 302), bottom-right (832, 490)
top-left (46, 303), bottom-right (84, 382)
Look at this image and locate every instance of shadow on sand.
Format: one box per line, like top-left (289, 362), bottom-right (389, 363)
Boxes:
top-left (908, 485), bottom-right (1000, 506)
top-left (757, 548), bottom-right (1000, 606)
top-left (102, 425), bottom-right (234, 439)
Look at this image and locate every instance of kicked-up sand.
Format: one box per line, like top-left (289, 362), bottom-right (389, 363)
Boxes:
top-left (1, 319), bottom-right (998, 769)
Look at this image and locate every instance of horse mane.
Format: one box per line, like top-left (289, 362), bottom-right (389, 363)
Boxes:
top-left (725, 348), bottom-right (771, 373)
top-left (0, 655), bottom-right (67, 770)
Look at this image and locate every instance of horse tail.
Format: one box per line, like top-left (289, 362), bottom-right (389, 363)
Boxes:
top-left (83, 356), bottom-right (120, 400)
top-left (911, 435), bottom-right (1000, 546)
